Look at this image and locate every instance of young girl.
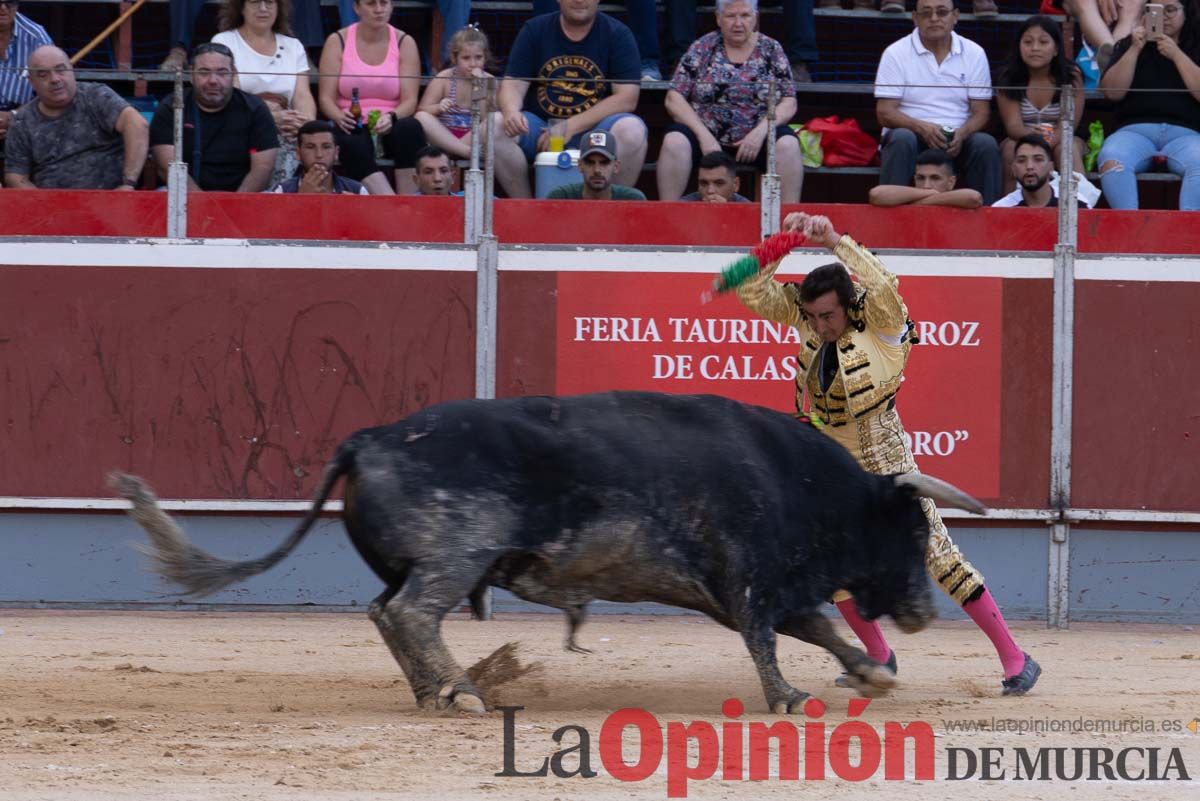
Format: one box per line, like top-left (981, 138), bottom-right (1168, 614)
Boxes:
top-left (996, 15), bottom-right (1087, 193)
top-left (415, 26), bottom-right (495, 160)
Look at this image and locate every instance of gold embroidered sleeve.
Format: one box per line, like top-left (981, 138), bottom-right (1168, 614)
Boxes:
top-left (833, 235), bottom-right (908, 337)
top-left (734, 259), bottom-right (803, 327)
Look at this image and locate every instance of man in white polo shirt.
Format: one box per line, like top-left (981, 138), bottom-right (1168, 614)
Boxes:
top-left (874, 0), bottom-right (1001, 204)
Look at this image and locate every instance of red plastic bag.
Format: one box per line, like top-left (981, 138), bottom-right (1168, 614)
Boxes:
top-left (804, 116), bottom-right (880, 168)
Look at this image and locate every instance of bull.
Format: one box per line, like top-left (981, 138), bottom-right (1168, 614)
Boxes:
top-left (109, 391), bottom-right (985, 714)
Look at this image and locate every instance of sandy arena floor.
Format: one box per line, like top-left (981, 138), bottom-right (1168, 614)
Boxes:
top-left (0, 610), bottom-right (1197, 800)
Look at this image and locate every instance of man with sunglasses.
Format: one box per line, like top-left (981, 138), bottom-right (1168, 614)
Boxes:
top-left (149, 42), bottom-right (280, 192)
top-left (0, 0), bottom-right (52, 168)
top-left (874, 0), bottom-right (1001, 204)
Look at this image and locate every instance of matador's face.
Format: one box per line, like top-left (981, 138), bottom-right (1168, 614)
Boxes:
top-left (801, 291), bottom-right (849, 343)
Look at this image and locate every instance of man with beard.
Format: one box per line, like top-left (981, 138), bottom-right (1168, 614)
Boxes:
top-left (992, 134), bottom-right (1100, 208)
top-left (494, 0), bottom-right (648, 198)
top-left (149, 41), bottom-right (279, 192)
top-left (874, 0), bottom-right (1001, 204)
top-left (546, 129), bottom-right (646, 199)
top-left (272, 120), bottom-right (367, 195)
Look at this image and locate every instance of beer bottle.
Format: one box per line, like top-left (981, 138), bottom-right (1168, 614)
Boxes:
top-left (350, 88), bottom-right (363, 130)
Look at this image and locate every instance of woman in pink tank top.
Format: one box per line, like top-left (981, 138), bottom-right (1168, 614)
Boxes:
top-left (317, 0), bottom-right (427, 194)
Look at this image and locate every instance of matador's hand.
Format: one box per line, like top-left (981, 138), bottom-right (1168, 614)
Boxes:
top-left (783, 212), bottom-right (810, 233)
top-left (804, 215), bottom-right (842, 250)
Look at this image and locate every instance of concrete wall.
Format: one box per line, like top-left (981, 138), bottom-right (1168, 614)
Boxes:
top-left (3, 512), bottom-right (1195, 624)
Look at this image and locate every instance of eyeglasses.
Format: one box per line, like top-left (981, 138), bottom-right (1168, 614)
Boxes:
top-left (1162, 4), bottom-right (1183, 16)
top-left (246, 0), bottom-right (277, 7)
top-left (916, 7), bottom-right (955, 18)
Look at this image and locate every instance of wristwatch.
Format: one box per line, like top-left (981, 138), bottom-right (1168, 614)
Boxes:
top-left (122, 176), bottom-right (139, 188)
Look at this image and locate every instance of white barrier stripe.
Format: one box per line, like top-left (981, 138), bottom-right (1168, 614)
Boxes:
top-left (0, 239), bottom-right (477, 271)
top-left (0, 239), bottom-right (1197, 281)
top-left (1076, 257), bottom-right (1200, 282)
top-left (2, 497), bottom-right (1196, 524)
top-left (498, 249), bottom-right (1055, 278)
top-left (0, 497), bottom-right (344, 512)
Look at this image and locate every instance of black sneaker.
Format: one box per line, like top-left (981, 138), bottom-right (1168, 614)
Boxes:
top-left (1001, 652), bottom-right (1042, 696)
top-left (835, 650), bottom-right (897, 688)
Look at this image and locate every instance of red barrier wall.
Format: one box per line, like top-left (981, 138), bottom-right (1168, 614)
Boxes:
top-left (0, 193), bottom-right (1195, 512)
top-left (0, 266), bottom-right (475, 499)
top-left (188, 194), bottom-right (466, 242)
top-left (0, 190), bottom-right (166, 238)
top-left (1072, 281), bottom-right (1200, 511)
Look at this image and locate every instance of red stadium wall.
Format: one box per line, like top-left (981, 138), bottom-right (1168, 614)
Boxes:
top-left (0, 194), bottom-right (1195, 513)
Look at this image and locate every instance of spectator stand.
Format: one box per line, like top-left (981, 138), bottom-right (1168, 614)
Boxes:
top-left (17, 0), bottom-right (1186, 206)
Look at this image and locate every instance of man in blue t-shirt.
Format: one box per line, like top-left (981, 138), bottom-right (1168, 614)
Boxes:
top-left (494, 0), bottom-right (648, 198)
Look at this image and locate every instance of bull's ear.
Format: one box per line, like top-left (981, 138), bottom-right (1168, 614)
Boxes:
top-left (893, 474), bottom-right (987, 516)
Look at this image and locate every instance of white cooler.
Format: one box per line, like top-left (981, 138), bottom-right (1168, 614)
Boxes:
top-left (534, 149), bottom-right (581, 198)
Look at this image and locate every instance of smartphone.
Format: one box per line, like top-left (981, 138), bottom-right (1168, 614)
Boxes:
top-left (1146, 4), bottom-right (1164, 40)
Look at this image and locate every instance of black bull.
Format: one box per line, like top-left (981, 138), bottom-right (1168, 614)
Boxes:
top-left (110, 391), bottom-right (986, 714)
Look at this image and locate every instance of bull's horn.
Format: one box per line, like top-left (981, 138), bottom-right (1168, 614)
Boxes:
top-left (895, 474), bottom-right (988, 516)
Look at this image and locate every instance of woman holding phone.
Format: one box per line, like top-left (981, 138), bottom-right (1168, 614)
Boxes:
top-left (1098, 1), bottom-right (1200, 209)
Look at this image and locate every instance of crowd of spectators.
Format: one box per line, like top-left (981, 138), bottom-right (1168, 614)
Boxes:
top-left (2, 0), bottom-right (1200, 210)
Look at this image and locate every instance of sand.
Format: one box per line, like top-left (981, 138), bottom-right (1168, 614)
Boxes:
top-left (0, 610), bottom-right (1197, 800)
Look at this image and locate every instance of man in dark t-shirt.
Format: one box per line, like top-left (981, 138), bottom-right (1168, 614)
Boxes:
top-left (4, 46), bottom-right (149, 189)
top-left (494, 0), bottom-right (648, 197)
top-left (149, 42), bottom-right (278, 192)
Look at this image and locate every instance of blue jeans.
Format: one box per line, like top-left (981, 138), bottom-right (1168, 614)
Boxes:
top-left (517, 111), bottom-right (643, 162)
top-left (1098, 122), bottom-right (1200, 210)
top-left (880, 128), bottom-right (1002, 205)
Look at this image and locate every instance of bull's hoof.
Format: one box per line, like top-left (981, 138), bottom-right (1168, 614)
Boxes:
top-left (843, 675), bottom-right (892, 699)
top-left (835, 651), bottom-right (896, 689)
top-left (436, 683), bottom-right (487, 714)
top-left (452, 692), bottom-right (487, 714)
top-left (768, 690), bottom-right (811, 715)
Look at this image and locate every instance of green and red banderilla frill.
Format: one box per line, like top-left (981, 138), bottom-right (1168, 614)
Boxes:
top-left (703, 231), bottom-right (809, 303)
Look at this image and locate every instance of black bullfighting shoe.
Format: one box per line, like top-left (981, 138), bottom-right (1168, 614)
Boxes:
top-left (1001, 652), bottom-right (1042, 696)
top-left (835, 650), bottom-right (897, 688)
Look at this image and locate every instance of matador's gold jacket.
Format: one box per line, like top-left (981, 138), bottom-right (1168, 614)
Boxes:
top-left (736, 237), bottom-right (986, 606)
top-left (735, 235), bottom-right (915, 429)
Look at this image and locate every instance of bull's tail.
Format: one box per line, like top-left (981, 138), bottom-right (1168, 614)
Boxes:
top-left (108, 447), bottom-right (353, 598)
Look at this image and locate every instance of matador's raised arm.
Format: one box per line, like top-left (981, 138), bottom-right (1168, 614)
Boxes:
top-left (833, 235), bottom-right (909, 338)
top-left (734, 259), bottom-right (803, 328)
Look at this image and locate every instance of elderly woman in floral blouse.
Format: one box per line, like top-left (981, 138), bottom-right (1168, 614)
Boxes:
top-left (657, 0), bottom-right (804, 202)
